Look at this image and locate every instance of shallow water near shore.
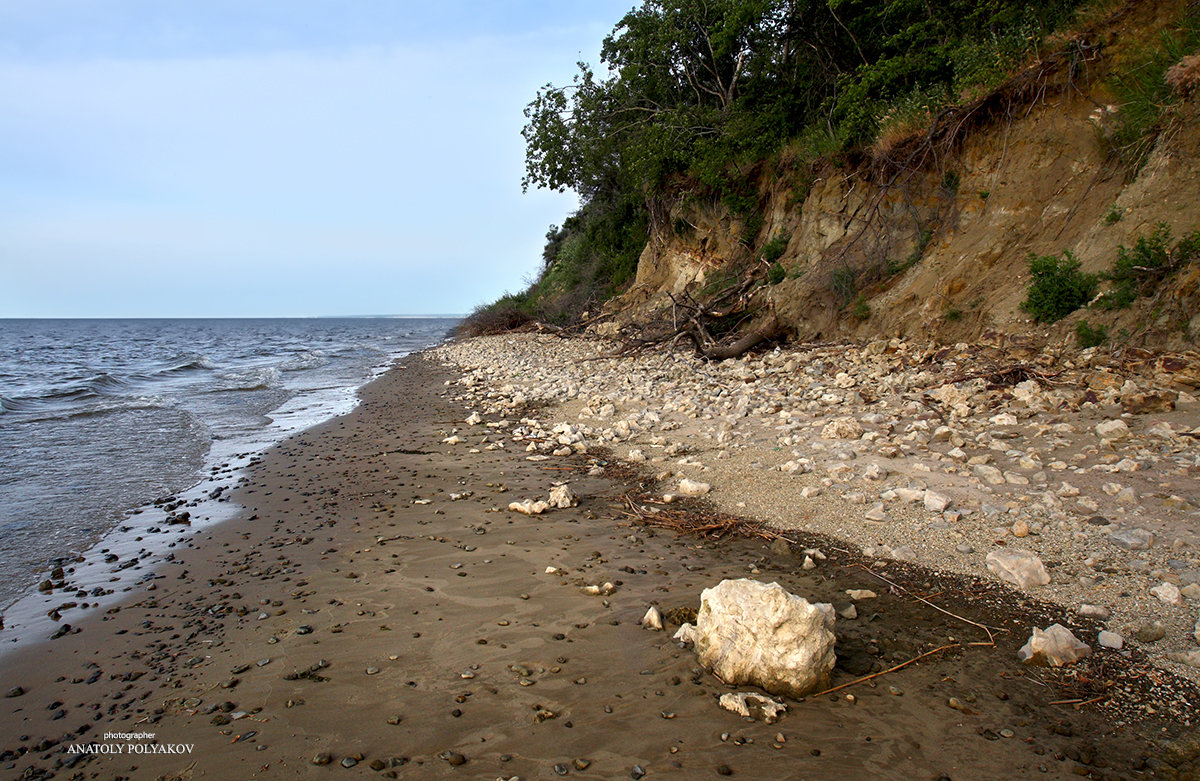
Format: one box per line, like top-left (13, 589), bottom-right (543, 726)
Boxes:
top-left (0, 317), bottom-right (457, 616)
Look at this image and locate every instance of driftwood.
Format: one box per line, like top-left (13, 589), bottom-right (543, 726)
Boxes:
top-left (682, 310), bottom-right (784, 360)
top-left (598, 284), bottom-right (783, 361)
top-left (921, 363), bottom-right (1065, 391)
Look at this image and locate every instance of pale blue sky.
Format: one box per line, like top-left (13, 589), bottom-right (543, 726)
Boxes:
top-left (0, 1), bottom-right (633, 317)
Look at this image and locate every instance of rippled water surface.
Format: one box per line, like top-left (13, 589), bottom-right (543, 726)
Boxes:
top-left (0, 317), bottom-right (457, 608)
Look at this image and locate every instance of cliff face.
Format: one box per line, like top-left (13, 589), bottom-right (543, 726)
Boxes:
top-left (606, 10), bottom-right (1200, 351)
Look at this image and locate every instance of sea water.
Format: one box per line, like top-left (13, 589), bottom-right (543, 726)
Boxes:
top-left (0, 317), bottom-right (457, 621)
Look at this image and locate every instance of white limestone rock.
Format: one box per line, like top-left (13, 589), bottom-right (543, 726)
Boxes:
top-left (821, 417), bottom-right (863, 440)
top-left (923, 490), bottom-right (951, 512)
top-left (673, 623), bottom-right (697, 645)
top-left (718, 691), bottom-right (788, 724)
top-left (548, 483), bottom-right (579, 509)
top-left (508, 499), bottom-right (550, 515)
top-left (1095, 419), bottom-right (1129, 439)
top-left (973, 464), bottom-right (1005, 485)
top-left (1151, 582), bottom-right (1183, 606)
top-left (677, 478), bottom-right (711, 497)
top-left (986, 549), bottom-right (1051, 589)
top-left (1108, 528), bottom-right (1154, 551)
top-left (1018, 624), bottom-right (1091, 667)
top-left (641, 605), bottom-right (664, 631)
top-left (693, 579), bottom-right (836, 699)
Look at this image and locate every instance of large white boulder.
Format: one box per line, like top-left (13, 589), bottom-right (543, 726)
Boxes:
top-left (985, 549), bottom-right (1050, 589)
top-left (693, 579), bottom-right (836, 699)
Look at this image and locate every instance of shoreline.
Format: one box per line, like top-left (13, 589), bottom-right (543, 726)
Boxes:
top-left (0, 337), bottom-right (443, 654)
top-left (1, 346), bottom-right (1197, 780)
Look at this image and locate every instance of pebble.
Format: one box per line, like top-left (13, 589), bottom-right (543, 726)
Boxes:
top-left (1135, 622), bottom-right (1166, 643)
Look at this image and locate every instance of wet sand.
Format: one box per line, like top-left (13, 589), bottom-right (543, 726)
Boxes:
top-left (2, 353), bottom-right (1196, 780)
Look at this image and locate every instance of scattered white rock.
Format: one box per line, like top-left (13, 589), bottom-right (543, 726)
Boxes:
top-left (1018, 624), bottom-right (1091, 667)
top-left (845, 589), bottom-right (877, 600)
top-left (821, 417), bottom-right (863, 440)
top-left (1095, 419), bottom-right (1129, 439)
top-left (718, 691), bottom-right (788, 724)
top-left (641, 605), bottom-right (664, 631)
top-left (1108, 529), bottom-right (1154, 551)
top-left (863, 463), bottom-right (888, 481)
top-left (923, 490), bottom-right (951, 513)
top-left (465, 411), bottom-right (483, 425)
top-left (973, 464), bottom-right (1005, 485)
top-left (985, 549), bottom-right (1051, 589)
top-left (1151, 582), bottom-right (1184, 606)
top-left (509, 499), bottom-right (550, 515)
top-left (1079, 604), bottom-right (1110, 620)
top-left (673, 623), bottom-right (697, 645)
top-left (548, 483), bottom-right (579, 509)
top-left (442, 435), bottom-right (463, 445)
top-left (693, 579), bottom-right (836, 698)
top-left (677, 479), bottom-right (711, 497)
top-left (1098, 630), bottom-right (1124, 650)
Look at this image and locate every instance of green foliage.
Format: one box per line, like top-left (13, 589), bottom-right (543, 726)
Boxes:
top-left (760, 234), bottom-right (788, 265)
top-left (1095, 223), bottom-right (1200, 309)
top-left (1106, 11), bottom-right (1200, 171)
top-left (944, 307), bottom-right (963, 322)
top-left (1103, 204), bottom-right (1123, 225)
top-left (505, 0), bottom-right (1087, 327)
top-left (1075, 319), bottom-right (1108, 348)
top-left (888, 226), bottom-right (934, 275)
top-left (767, 262), bottom-right (786, 285)
top-left (831, 266), bottom-right (857, 306)
top-left (1020, 251), bottom-right (1098, 322)
top-left (852, 296), bottom-right (871, 321)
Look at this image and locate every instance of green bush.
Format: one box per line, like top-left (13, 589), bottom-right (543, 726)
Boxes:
top-left (1020, 251), bottom-right (1098, 322)
top-left (1075, 320), bottom-right (1108, 348)
top-left (761, 234), bottom-right (788, 265)
top-left (1103, 204), bottom-right (1123, 225)
top-left (767, 262), bottom-right (786, 285)
top-left (1096, 223), bottom-right (1200, 309)
top-left (831, 266), bottom-right (857, 306)
top-left (944, 308), bottom-right (963, 322)
top-left (1105, 12), bottom-right (1200, 171)
top-left (852, 296), bottom-right (871, 321)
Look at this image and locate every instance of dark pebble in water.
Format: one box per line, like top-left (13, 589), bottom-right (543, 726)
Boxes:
top-left (369, 759), bottom-right (386, 771)
top-left (631, 765), bottom-right (646, 779)
top-left (554, 763), bottom-right (570, 776)
top-left (312, 752), bottom-right (332, 765)
top-left (4, 687), bottom-right (24, 698)
top-left (341, 757), bottom-right (357, 768)
top-left (717, 766), bottom-right (734, 776)
top-left (574, 759), bottom-right (592, 770)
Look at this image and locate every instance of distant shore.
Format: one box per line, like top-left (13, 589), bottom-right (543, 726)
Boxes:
top-left (2, 343), bottom-right (1197, 780)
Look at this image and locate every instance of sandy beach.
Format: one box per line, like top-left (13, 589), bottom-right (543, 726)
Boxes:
top-left (3, 346), bottom-right (1198, 781)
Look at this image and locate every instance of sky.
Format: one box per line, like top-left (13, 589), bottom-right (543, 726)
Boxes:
top-left (0, 1), bottom-right (635, 317)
